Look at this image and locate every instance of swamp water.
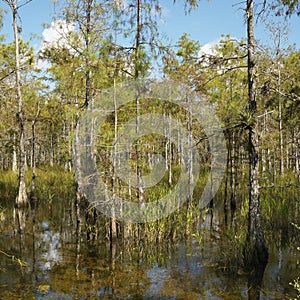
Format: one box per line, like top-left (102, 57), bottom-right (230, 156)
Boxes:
top-left (0, 196), bottom-right (299, 300)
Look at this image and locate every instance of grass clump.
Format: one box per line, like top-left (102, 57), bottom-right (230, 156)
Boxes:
top-left (0, 166), bottom-right (76, 205)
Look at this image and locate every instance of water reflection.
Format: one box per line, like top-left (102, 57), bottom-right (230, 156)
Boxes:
top-left (14, 207), bottom-right (27, 235)
top-left (0, 199), bottom-right (299, 299)
top-left (247, 264), bottom-right (267, 300)
top-left (38, 222), bottom-right (62, 271)
top-left (146, 262), bottom-right (169, 298)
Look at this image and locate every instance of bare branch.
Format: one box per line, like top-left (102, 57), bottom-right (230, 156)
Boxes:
top-left (269, 86), bottom-right (300, 102)
top-left (0, 69), bottom-right (15, 82)
top-left (202, 64), bottom-right (248, 87)
top-left (17, 0), bottom-right (33, 9)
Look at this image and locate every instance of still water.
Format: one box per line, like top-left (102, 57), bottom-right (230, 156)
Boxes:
top-left (0, 197), bottom-right (299, 299)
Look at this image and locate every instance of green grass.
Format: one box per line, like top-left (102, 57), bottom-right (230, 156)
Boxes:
top-left (0, 170), bottom-right (18, 202)
top-left (0, 166), bottom-right (76, 204)
top-left (33, 166), bottom-right (76, 203)
top-left (260, 171), bottom-right (300, 229)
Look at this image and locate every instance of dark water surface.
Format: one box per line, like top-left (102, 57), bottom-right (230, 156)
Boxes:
top-left (0, 197), bottom-right (299, 300)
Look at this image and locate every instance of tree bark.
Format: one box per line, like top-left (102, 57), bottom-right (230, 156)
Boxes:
top-left (244, 0), bottom-right (268, 269)
top-left (135, 0), bottom-right (145, 204)
top-left (30, 109), bottom-right (39, 207)
top-left (224, 130), bottom-right (230, 225)
top-left (84, 0), bottom-right (92, 109)
top-left (230, 130), bottom-right (237, 214)
top-left (11, 0), bottom-right (28, 207)
top-left (110, 78), bottom-right (118, 243)
top-left (277, 61), bottom-right (284, 176)
top-left (12, 133), bottom-right (17, 172)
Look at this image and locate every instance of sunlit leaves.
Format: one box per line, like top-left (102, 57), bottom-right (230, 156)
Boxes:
top-left (162, 33), bottom-right (203, 91)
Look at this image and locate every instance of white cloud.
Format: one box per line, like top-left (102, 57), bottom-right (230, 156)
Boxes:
top-left (199, 40), bottom-right (219, 57)
top-left (36, 20), bottom-right (76, 70)
top-left (40, 20), bottom-right (75, 52)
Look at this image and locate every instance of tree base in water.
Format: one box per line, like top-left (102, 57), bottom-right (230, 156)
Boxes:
top-left (243, 234), bottom-right (269, 271)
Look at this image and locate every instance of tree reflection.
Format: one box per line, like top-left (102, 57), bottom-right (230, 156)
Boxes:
top-left (14, 206), bottom-right (28, 256)
top-left (247, 262), bottom-right (267, 300)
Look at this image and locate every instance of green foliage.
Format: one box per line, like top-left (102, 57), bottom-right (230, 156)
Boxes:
top-left (162, 33), bottom-right (203, 91)
top-left (174, 0), bottom-right (199, 14)
top-left (0, 0), bottom-right (299, 274)
top-left (95, 95), bottom-right (208, 206)
top-left (290, 278), bottom-right (300, 299)
top-left (205, 35), bottom-right (248, 127)
top-left (282, 52), bottom-right (300, 121)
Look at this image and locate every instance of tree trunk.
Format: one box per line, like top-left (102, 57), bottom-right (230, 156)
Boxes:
top-left (110, 78), bottom-right (118, 242)
top-left (294, 132), bottom-right (299, 175)
top-left (50, 131), bottom-right (54, 167)
top-left (12, 133), bottom-right (17, 172)
top-left (244, 0), bottom-right (268, 269)
top-left (224, 131), bottom-right (230, 225)
top-left (230, 130), bottom-right (237, 214)
top-left (12, 0), bottom-right (28, 207)
top-left (278, 61), bottom-right (284, 176)
top-left (135, 0), bottom-right (144, 204)
top-left (30, 119), bottom-right (36, 203)
top-left (84, 0), bottom-right (92, 109)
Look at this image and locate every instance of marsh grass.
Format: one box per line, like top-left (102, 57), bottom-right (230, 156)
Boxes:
top-left (33, 166), bottom-right (76, 203)
top-left (0, 166), bottom-right (76, 205)
top-left (261, 171), bottom-right (300, 229)
top-left (0, 170), bottom-right (18, 202)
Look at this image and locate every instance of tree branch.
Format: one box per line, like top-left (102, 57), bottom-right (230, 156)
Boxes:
top-left (201, 64), bottom-right (248, 87)
top-left (17, 0), bottom-right (33, 10)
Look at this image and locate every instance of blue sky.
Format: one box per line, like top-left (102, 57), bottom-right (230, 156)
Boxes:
top-left (0, 0), bottom-right (299, 51)
top-left (162, 0), bottom-right (300, 48)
